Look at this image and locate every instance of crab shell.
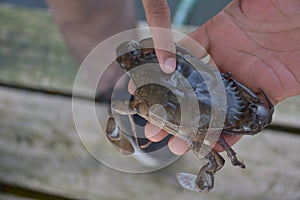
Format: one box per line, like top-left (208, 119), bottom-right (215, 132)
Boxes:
top-left (108, 38), bottom-right (274, 192)
top-left (115, 38), bottom-right (273, 139)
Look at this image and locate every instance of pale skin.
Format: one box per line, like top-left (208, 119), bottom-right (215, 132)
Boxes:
top-left (140, 0), bottom-right (300, 155)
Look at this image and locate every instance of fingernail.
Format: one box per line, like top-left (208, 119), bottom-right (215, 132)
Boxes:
top-left (128, 79), bottom-right (136, 94)
top-left (162, 58), bottom-right (176, 73)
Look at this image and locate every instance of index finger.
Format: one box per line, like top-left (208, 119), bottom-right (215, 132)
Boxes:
top-left (142, 0), bottom-right (176, 73)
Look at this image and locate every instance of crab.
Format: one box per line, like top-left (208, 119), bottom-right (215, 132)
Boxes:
top-left (106, 38), bottom-right (274, 192)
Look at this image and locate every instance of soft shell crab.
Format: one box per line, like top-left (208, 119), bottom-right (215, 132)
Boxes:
top-left (106, 38), bottom-right (274, 192)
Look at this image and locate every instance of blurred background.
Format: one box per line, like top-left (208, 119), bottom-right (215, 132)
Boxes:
top-left (0, 0), bottom-right (299, 200)
top-left (0, 0), bottom-right (232, 94)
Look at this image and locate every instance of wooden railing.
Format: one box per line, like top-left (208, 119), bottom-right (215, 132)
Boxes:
top-left (0, 3), bottom-right (299, 200)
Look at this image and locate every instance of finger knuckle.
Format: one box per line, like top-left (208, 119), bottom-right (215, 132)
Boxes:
top-left (146, 0), bottom-right (170, 19)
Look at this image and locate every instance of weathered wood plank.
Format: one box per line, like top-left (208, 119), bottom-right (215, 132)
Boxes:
top-left (273, 95), bottom-right (300, 127)
top-left (0, 4), bottom-right (300, 199)
top-left (1, 3), bottom-right (300, 129)
top-left (0, 4), bottom-right (77, 91)
top-left (0, 86), bottom-right (299, 200)
top-left (0, 193), bottom-right (31, 200)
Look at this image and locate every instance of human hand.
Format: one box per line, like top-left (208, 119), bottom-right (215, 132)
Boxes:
top-left (141, 0), bottom-right (177, 73)
top-left (136, 0), bottom-right (300, 155)
top-left (187, 0), bottom-right (300, 104)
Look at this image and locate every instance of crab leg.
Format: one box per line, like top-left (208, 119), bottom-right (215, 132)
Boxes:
top-left (231, 79), bottom-right (262, 103)
top-left (195, 146), bottom-right (225, 192)
top-left (111, 100), bottom-right (153, 150)
top-left (106, 115), bottom-right (135, 155)
top-left (108, 100), bottom-right (141, 152)
top-left (177, 145), bottom-right (225, 193)
top-left (217, 136), bottom-right (246, 168)
top-left (127, 114), bottom-right (140, 148)
top-left (259, 89), bottom-right (274, 113)
top-left (190, 140), bottom-right (225, 192)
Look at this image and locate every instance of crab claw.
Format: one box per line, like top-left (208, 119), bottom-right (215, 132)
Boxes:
top-left (256, 89), bottom-right (274, 128)
top-left (177, 172), bottom-right (200, 192)
top-left (106, 117), bottom-right (135, 155)
top-left (177, 172), bottom-right (212, 193)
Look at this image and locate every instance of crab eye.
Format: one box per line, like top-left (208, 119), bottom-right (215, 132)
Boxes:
top-left (127, 41), bottom-right (141, 57)
top-left (129, 49), bottom-right (141, 57)
top-left (250, 105), bottom-right (257, 113)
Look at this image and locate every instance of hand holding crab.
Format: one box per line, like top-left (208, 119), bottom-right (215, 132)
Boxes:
top-left (107, 0), bottom-right (300, 193)
top-left (141, 0), bottom-right (300, 155)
